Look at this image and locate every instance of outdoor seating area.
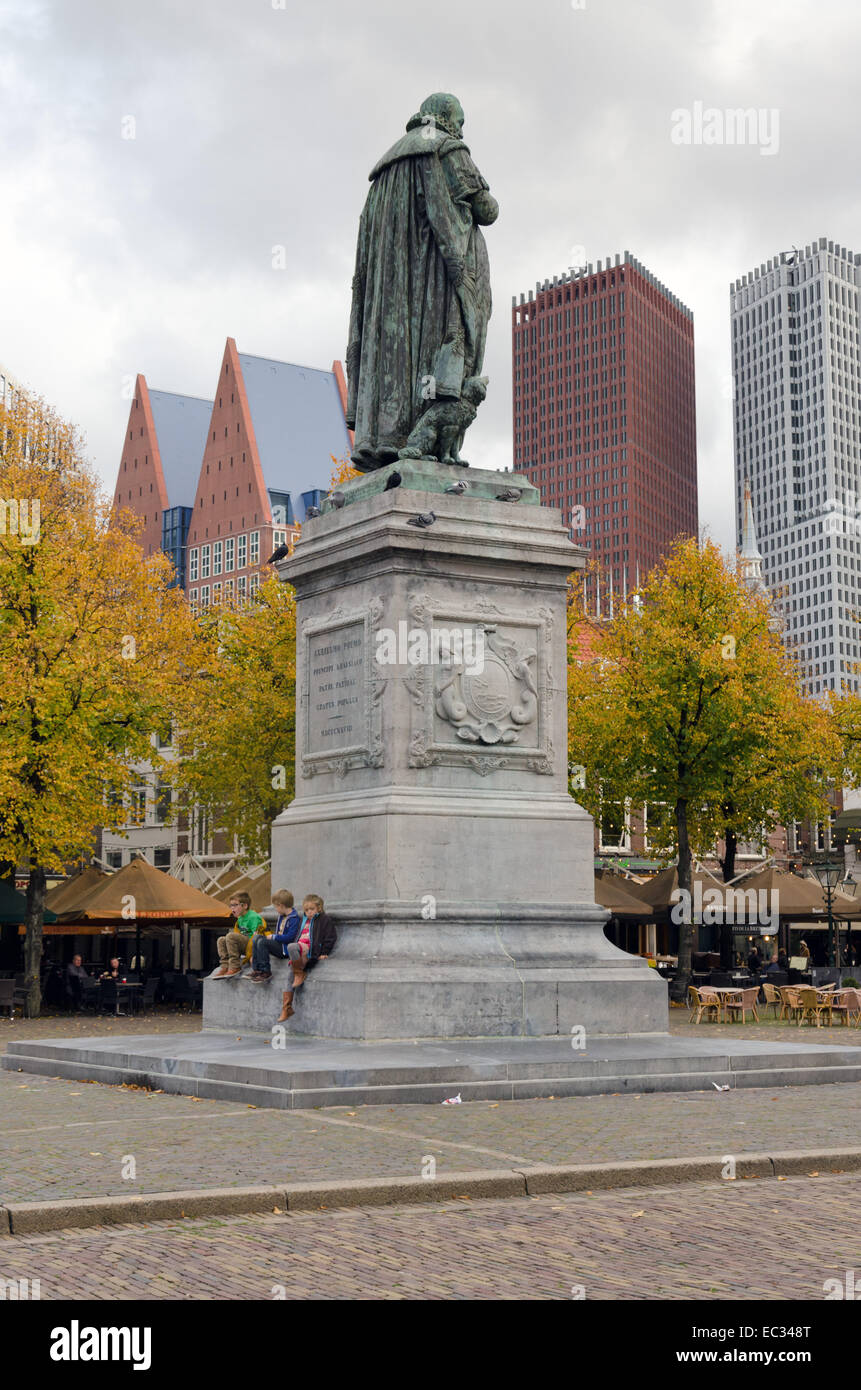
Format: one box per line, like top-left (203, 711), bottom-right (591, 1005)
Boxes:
top-left (0, 965), bottom-right (206, 1019)
top-left (688, 981), bottom-right (861, 1028)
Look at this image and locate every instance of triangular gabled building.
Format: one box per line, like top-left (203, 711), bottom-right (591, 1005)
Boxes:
top-left (114, 375), bottom-right (213, 587)
top-left (185, 338), bottom-right (351, 606)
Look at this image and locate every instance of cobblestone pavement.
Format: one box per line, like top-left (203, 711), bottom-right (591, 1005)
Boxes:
top-left (2, 1055), bottom-right (860, 1205)
top-left (0, 1174), bottom-right (856, 1299)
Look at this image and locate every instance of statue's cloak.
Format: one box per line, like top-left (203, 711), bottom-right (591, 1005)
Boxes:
top-left (345, 127), bottom-right (492, 466)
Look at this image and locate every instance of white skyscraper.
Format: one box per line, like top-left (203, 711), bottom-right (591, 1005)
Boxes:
top-left (731, 236), bottom-right (861, 695)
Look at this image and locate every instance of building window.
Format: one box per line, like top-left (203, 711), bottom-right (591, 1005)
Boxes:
top-left (225, 537), bottom-right (235, 572)
top-left (153, 847), bottom-right (171, 870)
top-left (201, 544), bottom-right (211, 579)
top-left (189, 589), bottom-right (198, 611)
top-left (154, 780), bottom-right (171, 824)
top-left (237, 534), bottom-right (247, 569)
top-left (237, 574), bottom-right (247, 598)
top-left (213, 540), bottom-right (223, 575)
top-left (248, 572), bottom-right (260, 596)
top-left (249, 530), bottom-right (260, 565)
top-left (212, 581), bottom-right (222, 604)
top-left (599, 800), bottom-right (631, 852)
top-left (201, 585), bottom-right (210, 608)
top-left (106, 851), bottom-right (123, 870)
top-left (189, 548), bottom-right (199, 583)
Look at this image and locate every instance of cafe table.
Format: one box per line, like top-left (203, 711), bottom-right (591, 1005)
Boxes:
top-left (101, 981), bottom-right (142, 1017)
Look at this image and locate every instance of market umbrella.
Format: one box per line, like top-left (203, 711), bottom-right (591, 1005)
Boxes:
top-left (0, 878), bottom-right (57, 925)
top-left (622, 864), bottom-right (725, 912)
top-left (727, 865), bottom-right (827, 916)
top-left (594, 874), bottom-right (654, 917)
top-left (44, 866), bottom-right (108, 915)
top-left (213, 866), bottom-right (272, 912)
top-left (55, 857), bottom-right (233, 971)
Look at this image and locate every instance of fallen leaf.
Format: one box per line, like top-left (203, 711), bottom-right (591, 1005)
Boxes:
top-left (247, 1105), bottom-right (257, 1109)
top-left (88, 1152), bottom-right (102, 1157)
top-left (631, 1210), bottom-right (645, 1218)
top-left (272, 1206), bottom-right (282, 1214)
top-left (777, 1175), bottom-right (787, 1181)
top-left (830, 1169), bottom-right (844, 1174)
top-left (808, 1171), bottom-right (820, 1177)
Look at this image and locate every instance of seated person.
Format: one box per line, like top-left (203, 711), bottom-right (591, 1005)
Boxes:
top-left (212, 892), bottom-right (265, 977)
top-left (249, 891), bottom-right (300, 981)
top-left (65, 954), bottom-right (89, 1011)
top-left (277, 894), bottom-right (337, 1022)
top-left (747, 946), bottom-right (763, 973)
top-left (100, 957), bottom-right (123, 981)
top-left (777, 949), bottom-right (789, 971)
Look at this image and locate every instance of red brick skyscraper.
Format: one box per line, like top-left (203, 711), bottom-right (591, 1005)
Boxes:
top-left (512, 252), bottom-right (698, 600)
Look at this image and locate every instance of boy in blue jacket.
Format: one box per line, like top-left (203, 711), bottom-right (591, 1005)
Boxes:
top-left (248, 890), bottom-right (300, 981)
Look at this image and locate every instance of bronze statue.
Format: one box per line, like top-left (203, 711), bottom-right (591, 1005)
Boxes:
top-left (345, 93), bottom-right (498, 472)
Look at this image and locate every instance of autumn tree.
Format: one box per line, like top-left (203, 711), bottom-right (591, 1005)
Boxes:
top-left (171, 575), bottom-right (296, 862)
top-left (568, 536), bottom-right (835, 998)
top-left (330, 453), bottom-right (360, 488)
top-left (0, 390), bottom-right (195, 1014)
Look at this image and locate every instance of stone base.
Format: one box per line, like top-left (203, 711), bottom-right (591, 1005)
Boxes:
top-left (202, 917), bottom-right (668, 1040)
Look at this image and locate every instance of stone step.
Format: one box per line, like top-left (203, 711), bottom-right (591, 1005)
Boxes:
top-left (5, 1033), bottom-right (861, 1110)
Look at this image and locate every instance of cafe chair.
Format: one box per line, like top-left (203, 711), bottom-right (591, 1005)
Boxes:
top-left (724, 987), bottom-right (759, 1025)
top-left (688, 986), bottom-right (722, 1024)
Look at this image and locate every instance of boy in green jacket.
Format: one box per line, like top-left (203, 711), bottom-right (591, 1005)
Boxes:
top-left (212, 892), bottom-right (265, 978)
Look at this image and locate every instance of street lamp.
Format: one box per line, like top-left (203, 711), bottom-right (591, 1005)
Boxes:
top-left (812, 860), bottom-right (842, 970)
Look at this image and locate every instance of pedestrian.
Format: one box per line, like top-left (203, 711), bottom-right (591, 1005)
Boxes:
top-left (212, 893), bottom-right (265, 978)
top-left (277, 894), bottom-right (337, 1022)
top-left (65, 954), bottom-right (89, 1011)
top-left (248, 891), bottom-right (300, 982)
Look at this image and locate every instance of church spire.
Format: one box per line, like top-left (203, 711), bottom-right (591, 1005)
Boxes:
top-left (738, 478), bottom-right (772, 609)
top-left (740, 478), bottom-right (763, 567)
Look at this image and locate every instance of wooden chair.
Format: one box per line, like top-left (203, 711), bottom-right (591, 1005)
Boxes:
top-left (797, 986), bottom-right (832, 1028)
top-left (777, 986), bottom-right (802, 1022)
top-left (762, 982), bottom-right (783, 1019)
top-left (688, 986), bottom-right (722, 1024)
top-left (724, 987), bottom-right (760, 1024)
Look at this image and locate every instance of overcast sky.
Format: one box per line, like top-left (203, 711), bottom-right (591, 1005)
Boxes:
top-left (2, 0), bottom-right (860, 554)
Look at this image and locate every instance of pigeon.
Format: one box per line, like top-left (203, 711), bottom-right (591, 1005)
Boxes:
top-left (444, 479), bottom-right (469, 495)
top-left (266, 543), bottom-right (291, 564)
top-left (496, 487), bottom-right (522, 503)
top-left (384, 470), bottom-right (402, 491)
top-left (407, 511), bottom-right (436, 529)
top-left (305, 505), bottom-right (320, 519)
top-left (329, 491), bottom-right (346, 509)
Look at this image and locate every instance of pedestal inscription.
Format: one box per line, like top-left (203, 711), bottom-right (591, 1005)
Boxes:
top-left (301, 600), bottom-right (384, 778)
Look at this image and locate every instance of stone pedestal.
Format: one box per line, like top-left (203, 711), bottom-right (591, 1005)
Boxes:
top-left (266, 462), bottom-right (666, 1039)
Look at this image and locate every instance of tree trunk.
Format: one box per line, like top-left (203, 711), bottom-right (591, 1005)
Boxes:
top-left (719, 824), bottom-right (737, 968)
top-left (670, 798), bottom-right (693, 1001)
top-left (23, 863), bottom-right (46, 1019)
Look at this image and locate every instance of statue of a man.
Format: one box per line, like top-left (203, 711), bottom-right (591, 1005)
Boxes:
top-left (345, 93), bottom-right (498, 471)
